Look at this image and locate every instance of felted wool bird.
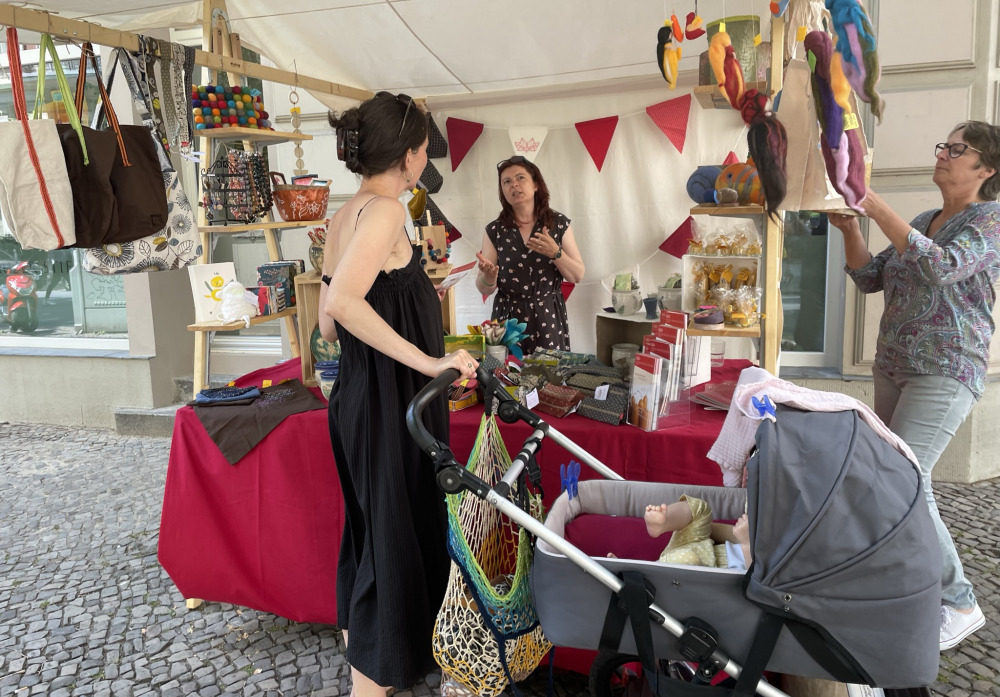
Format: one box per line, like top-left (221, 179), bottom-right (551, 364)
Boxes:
top-left (656, 22), bottom-right (682, 88)
top-left (684, 12), bottom-right (705, 40)
top-left (671, 14), bottom-right (684, 42)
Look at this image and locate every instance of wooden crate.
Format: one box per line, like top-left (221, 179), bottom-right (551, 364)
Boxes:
top-left (294, 270), bottom-right (322, 386)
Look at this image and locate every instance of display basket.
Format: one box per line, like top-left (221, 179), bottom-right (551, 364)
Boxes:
top-left (272, 184), bottom-right (330, 222)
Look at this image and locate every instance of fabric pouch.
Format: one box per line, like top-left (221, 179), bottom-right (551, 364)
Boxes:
top-left (535, 384), bottom-right (585, 418)
top-left (577, 385), bottom-right (629, 426)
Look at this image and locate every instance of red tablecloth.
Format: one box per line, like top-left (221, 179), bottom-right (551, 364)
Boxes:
top-left (158, 359), bottom-right (749, 628)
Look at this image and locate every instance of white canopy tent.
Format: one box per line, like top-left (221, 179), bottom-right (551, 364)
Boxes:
top-left (2, 0), bottom-right (770, 355)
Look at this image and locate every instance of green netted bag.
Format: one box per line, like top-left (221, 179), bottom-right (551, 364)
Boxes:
top-left (432, 414), bottom-right (550, 697)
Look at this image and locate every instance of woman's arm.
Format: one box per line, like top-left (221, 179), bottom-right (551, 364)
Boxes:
top-left (317, 278), bottom-right (338, 343)
top-left (860, 188), bottom-right (919, 255)
top-left (326, 198), bottom-right (476, 379)
top-left (827, 213), bottom-right (873, 270)
top-left (552, 225), bottom-right (585, 283)
top-left (476, 232), bottom-right (499, 296)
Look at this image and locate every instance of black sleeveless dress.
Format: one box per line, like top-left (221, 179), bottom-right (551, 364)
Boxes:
top-left (327, 245), bottom-right (450, 689)
top-left (485, 210), bottom-right (571, 355)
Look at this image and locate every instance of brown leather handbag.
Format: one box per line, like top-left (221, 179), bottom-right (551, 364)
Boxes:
top-left (62, 43), bottom-right (168, 247)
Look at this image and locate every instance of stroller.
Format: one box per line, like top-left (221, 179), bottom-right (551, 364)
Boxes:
top-left (407, 368), bottom-right (941, 697)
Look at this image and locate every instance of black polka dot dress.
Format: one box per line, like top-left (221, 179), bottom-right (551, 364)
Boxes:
top-left (485, 211), bottom-right (571, 355)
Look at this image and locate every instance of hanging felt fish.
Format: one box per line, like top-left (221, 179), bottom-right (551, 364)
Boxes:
top-left (656, 22), bottom-right (682, 89)
top-left (826, 0), bottom-right (885, 122)
top-left (684, 11), bottom-right (705, 40)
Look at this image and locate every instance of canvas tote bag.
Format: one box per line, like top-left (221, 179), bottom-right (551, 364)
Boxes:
top-left (74, 42), bottom-right (169, 245)
top-left (83, 48), bottom-right (201, 275)
top-left (0, 28), bottom-right (77, 250)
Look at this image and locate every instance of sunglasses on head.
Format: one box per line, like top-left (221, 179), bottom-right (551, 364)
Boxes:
top-left (376, 91), bottom-right (414, 139)
top-left (497, 155), bottom-right (529, 171)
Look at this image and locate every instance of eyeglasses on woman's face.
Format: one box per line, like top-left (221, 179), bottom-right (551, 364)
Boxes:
top-left (376, 91), bottom-right (414, 138)
top-left (934, 142), bottom-right (982, 159)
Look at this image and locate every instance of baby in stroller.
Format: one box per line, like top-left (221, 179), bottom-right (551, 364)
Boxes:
top-left (644, 495), bottom-right (751, 570)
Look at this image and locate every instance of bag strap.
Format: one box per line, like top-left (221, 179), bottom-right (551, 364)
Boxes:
top-left (5, 27), bottom-right (68, 248)
top-left (74, 42), bottom-right (131, 167)
top-left (33, 34), bottom-right (88, 164)
top-left (102, 48), bottom-right (172, 172)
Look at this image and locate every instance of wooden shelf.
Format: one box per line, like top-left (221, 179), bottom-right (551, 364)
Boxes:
top-left (693, 81), bottom-right (768, 110)
top-left (690, 204), bottom-right (765, 216)
top-left (188, 307), bottom-right (297, 332)
top-left (198, 220), bottom-right (326, 234)
top-left (195, 126), bottom-right (312, 145)
top-left (688, 321), bottom-right (760, 338)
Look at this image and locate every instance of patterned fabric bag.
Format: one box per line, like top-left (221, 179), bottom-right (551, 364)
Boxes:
top-left (419, 160), bottom-right (444, 194)
top-left (83, 47), bottom-right (201, 274)
top-left (427, 114), bottom-right (448, 159)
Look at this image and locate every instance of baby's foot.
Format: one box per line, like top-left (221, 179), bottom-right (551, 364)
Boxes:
top-left (644, 504), bottom-right (671, 537)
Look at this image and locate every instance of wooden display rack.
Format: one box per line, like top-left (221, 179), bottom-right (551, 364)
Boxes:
top-left (415, 217), bottom-right (457, 334)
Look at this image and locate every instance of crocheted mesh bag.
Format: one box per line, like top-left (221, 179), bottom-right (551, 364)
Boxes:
top-left (432, 414), bottom-right (550, 697)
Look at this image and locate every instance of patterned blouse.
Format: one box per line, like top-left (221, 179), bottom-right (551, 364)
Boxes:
top-left (846, 201), bottom-right (1000, 399)
top-left (485, 211), bottom-right (571, 355)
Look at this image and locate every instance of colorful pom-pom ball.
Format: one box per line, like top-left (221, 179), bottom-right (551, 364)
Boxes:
top-left (207, 93), bottom-right (217, 101)
top-left (227, 100), bottom-right (236, 109)
top-left (247, 117), bottom-right (257, 126)
top-left (202, 107), bottom-right (212, 116)
top-left (242, 94), bottom-right (252, 103)
top-left (206, 85), bottom-right (215, 93)
top-left (195, 123), bottom-right (206, 130)
top-left (260, 119), bottom-right (270, 129)
top-left (213, 115), bottom-right (222, 124)
top-left (191, 99), bottom-right (201, 108)
top-left (194, 115), bottom-right (205, 124)
top-left (232, 86), bottom-right (241, 94)
top-left (259, 110), bottom-right (269, 120)
top-left (211, 108), bottom-right (220, 116)
top-left (238, 116), bottom-right (248, 125)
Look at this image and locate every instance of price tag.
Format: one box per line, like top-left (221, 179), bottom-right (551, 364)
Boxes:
top-left (595, 384), bottom-right (610, 401)
top-left (753, 33), bottom-right (762, 46)
top-left (261, 380), bottom-right (271, 387)
top-left (526, 388), bottom-right (539, 409)
top-left (718, 21), bottom-right (726, 32)
top-left (796, 25), bottom-right (808, 42)
top-left (844, 112), bottom-right (860, 130)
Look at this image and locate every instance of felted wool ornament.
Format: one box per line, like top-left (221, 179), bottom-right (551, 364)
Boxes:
top-left (656, 23), bottom-right (682, 89)
top-left (684, 12), bottom-right (706, 40)
top-left (821, 128), bottom-right (866, 212)
top-left (671, 14), bottom-right (684, 42)
top-left (829, 52), bottom-right (853, 113)
top-left (804, 31), bottom-right (844, 150)
top-left (687, 165), bottom-right (724, 204)
top-left (716, 161), bottom-right (764, 206)
top-left (826, 0), bottom-right (885, 122)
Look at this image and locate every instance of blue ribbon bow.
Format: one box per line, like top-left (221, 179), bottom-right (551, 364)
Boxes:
top-left (752, 394), bottom-right (776, 418)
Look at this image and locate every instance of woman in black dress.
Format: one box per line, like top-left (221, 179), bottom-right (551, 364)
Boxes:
top-left (475, 157), bottom-right (585, 355)
top-left (317, 93), bottom-right (479, 696)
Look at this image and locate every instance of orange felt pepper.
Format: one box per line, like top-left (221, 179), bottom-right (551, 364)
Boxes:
top-left (671, 14), bottom-right (684, 42)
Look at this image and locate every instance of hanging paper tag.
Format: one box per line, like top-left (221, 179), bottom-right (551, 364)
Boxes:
top-left (796, 25), bottom-right (808, 42)
top-left (594, 384), bottom-right (610, 401)
top-left (262, 380), bottom-right (272, 387)
top-left (526, 388), bottom-right (539, 409)
top-left (844, 112), bottom-right (860, 130)
top-left (718, 21), bottom-right (726, 32)
top-left (753, 34), bottom-right (762, 46)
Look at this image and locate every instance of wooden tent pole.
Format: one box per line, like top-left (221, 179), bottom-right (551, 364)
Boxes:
top-left (0, 3), bottom-right (372, 101)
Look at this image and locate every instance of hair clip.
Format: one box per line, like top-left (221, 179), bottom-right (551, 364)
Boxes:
top-left (337, 127), bottom-right (359, 165)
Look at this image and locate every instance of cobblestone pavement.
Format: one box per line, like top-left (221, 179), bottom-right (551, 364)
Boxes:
top-left (1, 422), bottom-right (998, 697)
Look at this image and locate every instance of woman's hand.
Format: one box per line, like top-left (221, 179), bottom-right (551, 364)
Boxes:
top-left (432, 349), bottom-right (479, 380)
top-left (827, 212), bottom-right (861, 236)
top-left (476, 251), bottom-right (499, 286)
top-left (433, 283), bottom-right (448, 301)
top-left (526, 227), bottom-right (560, 258)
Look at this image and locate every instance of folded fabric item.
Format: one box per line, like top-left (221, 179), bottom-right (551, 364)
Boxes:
top-left (577, 384), bottom-right (629, 425)
top-left (194, 385), bottom-right (261, 404)
top-left (192, 380), bottom-right (326, 465)
top-left (535, 384), bottom-right (585, 418)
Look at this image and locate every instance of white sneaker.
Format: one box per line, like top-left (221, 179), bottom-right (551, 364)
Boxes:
top-left (940, 604), bottom-right (985, 650)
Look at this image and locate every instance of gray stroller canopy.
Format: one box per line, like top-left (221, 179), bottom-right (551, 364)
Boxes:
top-left (745, 405), bottom-right (942, 687)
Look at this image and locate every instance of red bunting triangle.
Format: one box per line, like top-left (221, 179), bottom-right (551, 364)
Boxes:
top-left (645, 94), bottom-right (692, 153)
top-left (446, 117), bottom-right (484, 172)
top-left (574, 116), bottom-right (619, 171)
top-left (723, 150), bottom-right (740, 165)
top-left (659, 216), bottom-right (694, 258)
top-left (561, 283), bottom-right (575, 302)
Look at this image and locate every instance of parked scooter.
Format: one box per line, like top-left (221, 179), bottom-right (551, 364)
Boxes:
top-left (0, 261), bottom-right (38, 333)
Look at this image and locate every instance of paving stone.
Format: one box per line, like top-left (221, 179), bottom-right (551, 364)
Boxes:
top-left (1, 423), bottom-right (998, 697)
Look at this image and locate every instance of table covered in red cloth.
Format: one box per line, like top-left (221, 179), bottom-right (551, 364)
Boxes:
top-left (158, 359), bottom-right (749, 628)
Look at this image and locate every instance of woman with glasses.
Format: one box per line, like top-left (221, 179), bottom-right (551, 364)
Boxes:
top-left (319, 92), bottom-right (479, 697)
top-left (829, 121), bottom-right (1000, 652)
top-left (475, 156), bottom-right (585, 354)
